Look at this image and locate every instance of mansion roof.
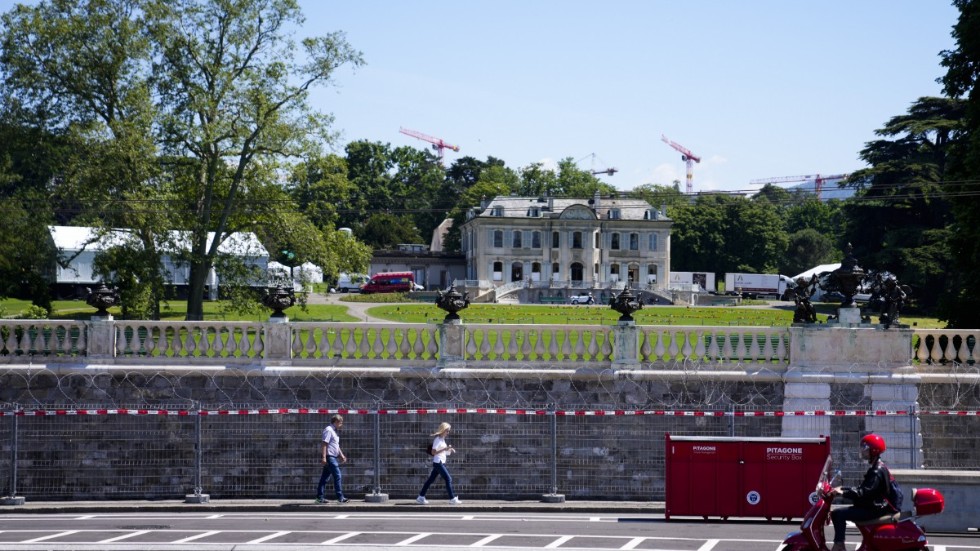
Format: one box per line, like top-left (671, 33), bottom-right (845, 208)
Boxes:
top-left (466, 195), bottom-right (670, 223)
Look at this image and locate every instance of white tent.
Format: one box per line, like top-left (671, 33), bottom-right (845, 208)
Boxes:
top-left (297, 262), bottom-right (324, 283)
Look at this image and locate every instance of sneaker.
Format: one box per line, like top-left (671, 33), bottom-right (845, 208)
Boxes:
top-left (449, 496), bottom-right (461, 504)
top-left (314, 498), bottom-right (326, 504)
top-left (416, 496), bottom-right (428, 504)
top-left (338, 497), bottom-right (350, 503)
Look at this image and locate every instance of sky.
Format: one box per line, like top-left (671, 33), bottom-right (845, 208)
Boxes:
top-left (0, 1), bottom-right (961, 194)
top-left (302, 1), bottom-right (960, 193)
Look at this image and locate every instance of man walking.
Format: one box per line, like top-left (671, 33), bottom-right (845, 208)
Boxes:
top-left (315, 414), bottom-right (349, 503)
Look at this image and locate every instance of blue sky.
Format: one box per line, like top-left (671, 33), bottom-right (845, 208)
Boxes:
top-left (305, 1), bottom-right (959, 193)
top-left (0, 1), bottom-right (960, 193)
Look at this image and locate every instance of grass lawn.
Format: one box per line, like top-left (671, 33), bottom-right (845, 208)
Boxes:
top-left (0, 298), bottom-right (357, 322)
top-left (366, 301), bottom-right (947, 328)
top-left (1, 297), bottom-right (946, 328)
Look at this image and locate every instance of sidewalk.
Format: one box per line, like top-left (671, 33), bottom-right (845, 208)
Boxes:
top-left (0, 498), bottom-right (666, 515)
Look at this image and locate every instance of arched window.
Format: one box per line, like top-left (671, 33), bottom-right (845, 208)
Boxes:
top-left (492, 261), bottom-right (503, 281)
top-left (493, 230), bottom-right (503, 248)
top-left (629, 233), bottom-right (639, 251)
top-left (532, 231), bottom-right (541, 249)
top-left (611, 233), bottom-right (620, 250)
top-left (552, 262), bottom-right (560, 281)
top-left (531, 262), bottom-right (541, 281)
top-left (610, 264), bottom-right (620, 282)
top-left (648, 233), bottom-right (658, 251)
top-left (647, 265), bottom-right (658, 284)
top-left (570, 262), bottom-right (584, 282)
top-left (512, 231), bottom-right (522, 248)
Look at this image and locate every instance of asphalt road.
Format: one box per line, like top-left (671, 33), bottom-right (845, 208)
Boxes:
top-left (0, 510), bottom-right (978, 551)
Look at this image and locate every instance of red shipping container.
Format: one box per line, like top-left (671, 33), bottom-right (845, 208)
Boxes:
top-left (665, 434), bottom-right (830, 521)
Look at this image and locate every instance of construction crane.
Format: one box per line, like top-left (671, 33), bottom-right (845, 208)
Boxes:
top-left (398, 127), bottom-right (460, 164)
top-left (577, 153), bottom-right (618, 177)
top-left (661, 134), bottom-right (701, 194)
top-left (748, 173), bottom-right (850, 199)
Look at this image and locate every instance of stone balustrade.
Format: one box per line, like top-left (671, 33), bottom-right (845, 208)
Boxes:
top-left (0, 319), bottom-right (977, 370)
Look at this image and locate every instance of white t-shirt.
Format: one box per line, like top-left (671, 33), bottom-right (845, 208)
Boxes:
top-left (431, 435), bottom-right (451, 464)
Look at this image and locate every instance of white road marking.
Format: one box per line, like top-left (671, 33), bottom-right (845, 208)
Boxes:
top-left (98, 530), bottom-right (149, 543)
top-left (246, 530), bottom-right (290, 544)
top-left (206, 514), bottom-right (223, 519)
top-left (620, 536), bottom-right (646, 549)
top-left (75, 515), bottom-right (95, 520)
top-left (470, 534), bottom-right (502, 547)
top-left (395, 532), bottom-right (431, 545)
top-left (171, 530), bottom-right (220, 543)
top-left (320, 531), bottom-right (361, 544)
top-left (462, 515), bottom-right (475, 520)
top-left (546, 535), bottom-right (574, 548)
top-left (334, 514), bottom-right (350, 519)
top-left (22, 530), bottom-right (80, 542)
top-left (697, 539), bottom-right (720, 551)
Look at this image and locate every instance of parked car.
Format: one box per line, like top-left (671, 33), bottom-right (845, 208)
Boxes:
top-left (413, 283), bottom-right (424, 291)
top-left (570, 293), bottom-right (596, 305)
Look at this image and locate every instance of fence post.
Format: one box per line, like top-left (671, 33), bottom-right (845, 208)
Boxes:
top-left (185, 402), bottom-right (209, 503)
top-left (2, 404), bottom-right (25, 505)
top-left (541, 407), bottom-right (564, 503)
top-left (729, 404), bottom-right (736, 437)
top-left (365, 408), bottom-right (388, 502)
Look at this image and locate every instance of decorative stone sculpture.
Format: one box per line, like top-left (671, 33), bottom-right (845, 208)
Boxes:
top-left (869, 274), bottom-right (910, 329)
top-left (261, 285), bottom-right (296, 319)
top-left (85, 282), bottom-right (120, 318)
top-left (792, 274), bottom-right (818, 324)
top-left (610, 279), bottom-right (643, 322)
top-left (436, 284), bottom-right (470, 322)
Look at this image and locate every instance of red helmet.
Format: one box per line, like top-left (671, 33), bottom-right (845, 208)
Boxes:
top-left (861, 434), bottom-right (886, 455)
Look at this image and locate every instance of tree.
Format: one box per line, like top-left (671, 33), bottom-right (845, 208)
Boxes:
top-left (357, 213), bottom-right (422, 249)
top-left (441, 165), bottom-right (519, 253)
top-left (841, 97), bottom-right (963, 312)
top-left (628, 182), bottom-right (686, 213)
top-left (143, 0), bottom-right (363, 320)
top-left (783, 228), bottom-right (837, 277)
top-left (1, 0), bottom-right (169, 317)
top-left (670, 194), bottom-right (788, 277)
top-left (939, 0), bottom-right (980, 327)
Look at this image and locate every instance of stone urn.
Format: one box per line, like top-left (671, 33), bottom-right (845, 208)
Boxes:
top-left (610, 280), bottom-right (643, 322)
top-left (261, 285), bottom-right (296, 319)
top-left (436, 284), bottom-right (470, 322)
top-left (830, 243), bottom-right (866, 308)
top-left (86, 282), bottom-right (120, 318)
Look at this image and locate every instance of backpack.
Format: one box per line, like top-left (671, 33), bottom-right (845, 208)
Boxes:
top-left (887, 470), bottom-right (904, 511)
top-left (421, 440), bottom-right (434, 456)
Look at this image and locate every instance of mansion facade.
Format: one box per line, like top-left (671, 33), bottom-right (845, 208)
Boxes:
top-left (459, 194), bottom-right (672, 290)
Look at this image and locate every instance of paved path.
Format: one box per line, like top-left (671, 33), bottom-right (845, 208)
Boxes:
top-left (305, 291), bottom-right (389, 323)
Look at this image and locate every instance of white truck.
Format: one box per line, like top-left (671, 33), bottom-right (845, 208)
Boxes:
top-left (668, 271), bottom-right (716, 293)
top-left (723, 273), bottom-right (795, 300)
top-left (335, 273), bottom-right (368, 293)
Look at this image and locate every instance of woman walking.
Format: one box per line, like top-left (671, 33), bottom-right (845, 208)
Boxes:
top-left (416, 422), bottom-right (460, 504)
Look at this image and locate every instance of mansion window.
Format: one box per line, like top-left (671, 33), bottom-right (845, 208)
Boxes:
top-left (572, 231), bottom-right (583, 249)
top-left (552, 231), bottom-right (559, 248)
top-left (493, 230), bottom-right (503, 248)
top-left (648, 233), bottom-right (658, 251)
top-left (492, 206), bottom-right (504, 216)
top-left (512, 231), bottom-right (522, 248)
top-left (609, 208), bottom-right (621, 219)
top-left (629, 233), bottom-right (639, 251)
top-left (493, 261), bottom-right (503, 281)
top-left (532, 231), bottom-right (541, 249)
top-left (611, 233), bottom-right (620, 250)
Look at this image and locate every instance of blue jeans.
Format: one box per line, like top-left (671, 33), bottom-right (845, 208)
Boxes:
top-left (419, 462), bottom-right (455, 499)
top-left (316, 456), bottom-right (344, 500)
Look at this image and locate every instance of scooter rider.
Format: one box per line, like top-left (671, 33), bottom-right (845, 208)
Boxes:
top-left (829, 434), bottom-right (898, 551)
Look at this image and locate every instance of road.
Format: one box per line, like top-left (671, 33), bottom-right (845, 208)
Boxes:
top-left (0, 511), bottom-right (978, 551)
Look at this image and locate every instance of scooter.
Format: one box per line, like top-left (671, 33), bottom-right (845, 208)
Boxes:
top-left (781, 456), bottom-right (944, 551)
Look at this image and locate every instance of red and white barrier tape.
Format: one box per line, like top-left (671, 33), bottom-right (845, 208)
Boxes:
top-left (1, 408), bottom-right (978, 417)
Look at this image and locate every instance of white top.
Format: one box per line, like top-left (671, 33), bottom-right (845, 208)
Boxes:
top-left (431, 435), bottom-right (452, 464)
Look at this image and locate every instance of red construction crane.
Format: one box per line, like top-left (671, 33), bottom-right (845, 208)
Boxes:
top-left (399, 127), bottom-right (460, 164)
top-left (748, 173), bottom-right (850, 199)
top-left (661, 134), bottom-right (701, 194)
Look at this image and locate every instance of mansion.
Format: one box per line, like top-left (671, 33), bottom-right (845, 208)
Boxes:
top-left (459, 194), bottom-right (672, 292)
